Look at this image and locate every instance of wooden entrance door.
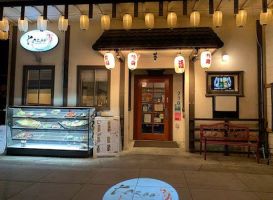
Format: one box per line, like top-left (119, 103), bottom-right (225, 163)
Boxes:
top-left (134, 75), bottom-right (172, 141)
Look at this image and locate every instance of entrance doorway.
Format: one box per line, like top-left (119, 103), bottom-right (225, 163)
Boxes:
top-left (134, 75), bottom-right (173, 141)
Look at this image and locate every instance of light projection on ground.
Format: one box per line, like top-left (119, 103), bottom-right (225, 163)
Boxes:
top-left (103, 178), bottom-right (179, 200)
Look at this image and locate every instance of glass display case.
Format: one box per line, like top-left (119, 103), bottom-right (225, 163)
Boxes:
top-left (6, 106), bottom-right (95, 157)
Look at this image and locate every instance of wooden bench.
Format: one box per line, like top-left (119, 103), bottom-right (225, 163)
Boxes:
top-left (200, 122), bottom-right (260, 163)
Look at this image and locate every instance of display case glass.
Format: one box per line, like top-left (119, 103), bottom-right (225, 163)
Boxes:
top-left (6, 106), bottom-right (95, 157)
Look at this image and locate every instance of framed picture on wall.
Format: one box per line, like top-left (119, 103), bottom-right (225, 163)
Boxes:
top-left (206, 71), bottom-right (244, 96)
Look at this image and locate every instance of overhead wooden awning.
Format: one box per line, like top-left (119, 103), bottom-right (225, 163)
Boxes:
top-left (92, 27), bottom-right (224, 51)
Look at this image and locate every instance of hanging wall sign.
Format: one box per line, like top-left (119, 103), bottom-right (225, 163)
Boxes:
top-left (20, 30), bottom-right (59, 52)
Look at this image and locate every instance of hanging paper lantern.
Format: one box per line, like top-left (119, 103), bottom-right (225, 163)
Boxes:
top-left (37, 16), bottom-right (47, 31)
top-left (128, 52), bottom-right (138, 70)
top-left (200, 51), bottom-right (212, 69)
top-left (101, 15), bottom-right (111, 30)
top-left (0, 30), bottom-right (8, 40)
top-left (0, 17), bottom-right (9, 32)
top-left (80, 14), bottom-right (89, 30)
top-left (260, 9), bottom-right (272, 25)
top-left (236, 10), bottom-right (247, 27)
top-left (123, 14), bottom-right (133, 30)
top-left (18, 18), bottom-right (28, 32)
top-left (145, 13), bottom-right (154, 29)
top-left (104, 52), bottom-right (115, 70)
top-left (174, 54), bottom-right (185, 73)
top-left (190, 11), bottom-right (200, 27)
top-left (167, 12), bottom-right (177, 29)
top-left (58, 16), bottom-right (68, 32)
top-left (213, 11), bottom-right (223, 28)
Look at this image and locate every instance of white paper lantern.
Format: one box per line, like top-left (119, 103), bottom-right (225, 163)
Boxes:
top-left (213, 11), bottom-right (223, 28)
top-left (101, 15), bottom-right (111, 30)
top-left (18, 18), bottom-right (28, 32)
top-left (145, 13), bottom-right (154, 29)
top-left (174, 54), bottom-right (185, 73)
top-left (260, 9), bottom-right (272, 25)
top-left (104, 52), bottom-right (115, 70)
top-left (200, 51), bottom-right (212, 69)
top-left (123, 14), bottom-right (133, 30)
top-left (236, 10), bottom-right (247, 27)
top-left (167, 12), bottom-right (177, 29)
top-left (37, 16), bottom-right (47, 31)
top-left (190, 11), bottom-right (200, 27)
top-left (80, 15), bottom-right (89, 30)
top-left (58, 16), bottom-right (68, 32)
top-left (0, 17), bottom-right (9, 32)
top-left (128, 52), bottom-right (138, 70)
top-left (0, 30), bottom-right (8, 40)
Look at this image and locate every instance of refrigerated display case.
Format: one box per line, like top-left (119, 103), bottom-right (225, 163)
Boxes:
top-left (6, 106), bottom-right (95, 157)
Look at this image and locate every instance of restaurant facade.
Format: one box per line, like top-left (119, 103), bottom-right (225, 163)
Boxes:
top-left (0, 0), bottom-right (272, 155)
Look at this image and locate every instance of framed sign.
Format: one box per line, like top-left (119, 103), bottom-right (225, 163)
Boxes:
top-left (20, 30), bottom-right (59, 52)
top-left (206, 71), bottom-right (244, 96)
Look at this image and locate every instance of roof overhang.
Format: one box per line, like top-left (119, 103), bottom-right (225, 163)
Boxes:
top-left (92, 27), bottom-right (224, 51)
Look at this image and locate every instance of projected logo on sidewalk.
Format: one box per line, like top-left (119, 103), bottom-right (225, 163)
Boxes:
top-left (103, 178), bottom-right (179, 200)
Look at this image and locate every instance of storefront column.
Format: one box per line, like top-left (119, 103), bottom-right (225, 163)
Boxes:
top-left (123, 62), bottom-right (130, 150)
top-left (188, 56), bottom-right (195, 152)
top-left (63, 25), bottom-right (70, 106)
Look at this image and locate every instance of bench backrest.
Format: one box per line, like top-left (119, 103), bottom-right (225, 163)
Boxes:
top-left (200, 122), bottom-right (258, 142)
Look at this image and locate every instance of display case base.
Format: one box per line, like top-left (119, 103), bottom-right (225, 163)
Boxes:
top-left (6, 147), bottom-right (93, 158)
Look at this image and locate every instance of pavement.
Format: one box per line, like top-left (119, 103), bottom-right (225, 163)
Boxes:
top-left (0, 147), bottom-right (272, 200)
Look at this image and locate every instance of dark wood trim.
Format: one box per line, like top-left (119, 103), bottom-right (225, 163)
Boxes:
top-left (256, 20), bottom-right (267, 147)
top-left (159, 0), bottom-right (163, 16)
top-left (63, 25), bottom-right (70, 106)
top-left (128, 70), bottom-right (132, 111)
top-left (134, 1), bottom-right (138, 17)
top-left (133, 74), bottom-right (173, 141)
top-left (76, 65), bottom-right (111, 110)
top-left (271, 83), bottom-right (273, 133)
top-left (0, 6), bottom-right (3, 20)
top-left (88, 4), bottom-right (93, 18)
top-left (8, 26), bottom-right (17, 106)
top-left (234, 0), bottom-right (239, 14)
top-left (189, 58), bottom-right (195, 152)
top-left (209, 0), bottom-right (214, 14)
top-left (194, 118), bottom-right (259, 121)
top-left (119, 61), bottom-right (125, 148)
top-left (262, 0), bottom-right (267, 13)
top-left (22, 65), bottom-right (55, 106)
top-left (112, 3), bottom-right (116, 18)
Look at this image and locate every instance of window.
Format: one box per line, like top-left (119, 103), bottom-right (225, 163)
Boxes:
top-left (22, 66), bottom-right (55, 105)
top-left (77, 66), bottom-right (110, 110)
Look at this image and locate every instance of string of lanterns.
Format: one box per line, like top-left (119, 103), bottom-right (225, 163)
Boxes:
top-left (103, 49), bottom-right (212, 73)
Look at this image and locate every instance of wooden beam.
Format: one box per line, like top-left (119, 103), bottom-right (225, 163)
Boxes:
top-left (74, 5), bottom-right (82, 14)
top-left (183, 0), bottom-right (187, 15)
top-left (215, 0), bottom-right (223, 11)
top-left (43, 5), bottom-right (47, 20)
top-left (262, 0), bottom-right (267, 12)
top-left (134, 1), bottom-right (138, 17)
top-left (209, 0), bottom-right (214, 14)
top-left (63, 25), bottom-right (70, 106)
top-left (0, 6), bottom-right (3, 20)
top-left (8, 26), bottom-right (17, 106)
top-left (52, 5), bottom-right (63, 15)
top-left (240, 0), bottom-right (249, 10)
top-left (89, 4), bottom-right (93, 18)
top-left (234, 0), bottom-right (238, 14)
top-left (159, 0), bottom-right (163, 16)
top-left (64, 4), bottom-right (68, 19)
top-left (112, 2), bottom-right (116, 18)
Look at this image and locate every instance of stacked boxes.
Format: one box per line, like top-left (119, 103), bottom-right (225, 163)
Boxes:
top-left (93, 116), bottom-right (121, 158)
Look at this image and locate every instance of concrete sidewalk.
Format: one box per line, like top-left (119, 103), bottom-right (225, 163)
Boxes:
top-left (0, 148), bottom-right (272, 200)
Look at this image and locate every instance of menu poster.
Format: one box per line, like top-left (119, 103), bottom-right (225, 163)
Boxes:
top-left (175, 112), bottom-right (181, 121)
top-left (154, 104), bottom-right (164, 112)
top-left (143, 114), bottom-right (152, 123)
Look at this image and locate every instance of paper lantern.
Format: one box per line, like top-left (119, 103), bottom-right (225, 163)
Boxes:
top-left (260, 9), bottom-right (272, 25)
top-left (190, 11), bottom-right (200, 27)
top-left (145, 13), bottom-right (154, 29)
top-left (123, 14), bottom-right (133, 30)
top-left (101, 15), bottom-right (110, 30)
top-left (0, 17), bottom-right (9, 32)
top-left (213, 11), bottom-right (223, 28)
top-left (37, 16), bottom-right (47, 31)
top-left (236, 10), bottom-right (247, 27)
top-left (167, 12), bottom-right (177, 29)
top-left (174, 54), bottom-right (185, 73)
top-left (58, 16), bottom-right (68, 32)
top-left (104, 52), bottom-right (115, 70)
top-left (200, 51), bottom-right (212, 69)
top-left (128, 52), bottom-right (138, 70)
top-left (0, 30), bottom-right (8, 40)
top-left (18, 18), bottom-right (28, 32)
top-left (80, 15), bottom-right (89, 30)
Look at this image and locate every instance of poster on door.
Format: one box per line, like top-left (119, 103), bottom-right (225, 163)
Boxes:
top-left (174, 91), bottom-right (181, 121)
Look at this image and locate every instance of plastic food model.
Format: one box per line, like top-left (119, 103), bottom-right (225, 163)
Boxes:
top-left (65, 111), bottom-right (76, 117)
top-left (61, 120), bottom-right (88, 127)
top-left (16, 119), bottom-right (41, 128)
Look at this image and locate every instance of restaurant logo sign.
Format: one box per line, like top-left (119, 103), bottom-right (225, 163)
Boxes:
top-left (20, 30), bottom-right (58, 52)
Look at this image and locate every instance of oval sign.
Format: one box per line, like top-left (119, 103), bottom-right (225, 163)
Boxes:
top-left (20, 30), bottom-right (59, 52)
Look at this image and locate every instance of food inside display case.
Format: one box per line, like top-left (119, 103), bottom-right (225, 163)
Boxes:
top-left (6, 106), bottom-right (95, 157)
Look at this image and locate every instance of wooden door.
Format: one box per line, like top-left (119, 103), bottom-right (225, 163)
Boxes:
top-left (134, 75), bottom-right (173, 141)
